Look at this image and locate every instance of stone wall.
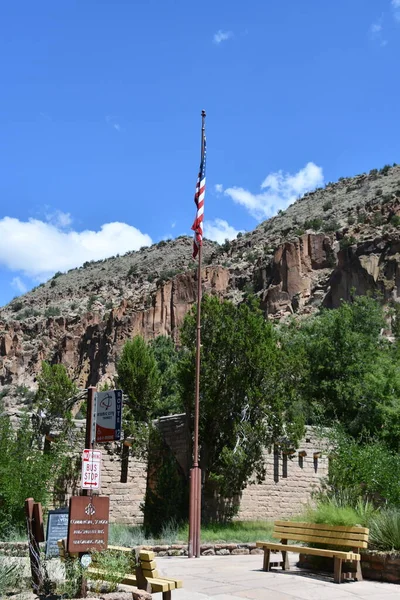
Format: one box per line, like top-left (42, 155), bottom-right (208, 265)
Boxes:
top-left (157, 416), bottom-right (329, 522)
top-left (100, 445), bottom-right (147, 525)
top-left (53, 420), bottom-right (327, 526)
top-left (238, 428), bottom-right (329, 521)
top-left (54, 442), bottom-right (148, 525)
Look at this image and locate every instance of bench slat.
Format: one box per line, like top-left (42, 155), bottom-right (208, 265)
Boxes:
top-left (256, 542), bottom-right (360, 560)
top-left (87, 567), bottom-right (138, 587)
top-left (274, 525), bottom-right (369, 543)
top-left (145, 577), bottom-right (175, 591)
top-left (160, 577), bottom-right (183, 589)
top-left (140, 551), bottom-right (156, 561)
top-left (274, 520), bottom-right (369, 534)
top-left (140, 559), bottom-right (157, 570)
top-left (143, 568), bottom-right (159, 578)
top-left (273, 528), bottom-right (368, 548)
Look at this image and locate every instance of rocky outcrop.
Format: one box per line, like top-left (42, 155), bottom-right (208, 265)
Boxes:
top-left (324, 235), bottom-right (400, 308)
top-left (0, 266), bottom-right (230, 387)
top-left (256, 234), bottom-right (334, 316)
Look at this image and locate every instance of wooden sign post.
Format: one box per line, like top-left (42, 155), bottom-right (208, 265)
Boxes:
top-left (25, 498), bottom-right (44, 593)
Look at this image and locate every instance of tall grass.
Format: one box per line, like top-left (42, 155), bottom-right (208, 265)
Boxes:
top-left (0, 559), bottom-right (23, 595)
top-left (369, 510), bottom-right (400, 551)
top-left (109, 520), bottom-right (274, 546)
top-left (303, 493), bottom-right (378, 527)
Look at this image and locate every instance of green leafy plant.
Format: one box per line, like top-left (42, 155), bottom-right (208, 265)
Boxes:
top-left (0, 410), bottom-right (67, 536)
top-left (142, 427), bottom-right (187, 535)
top-left (90, 549), bottom-right (134, 593)
top-left (391, 215), bottom-right (400, 227)
top-left (369, 509), bottom-right (400, 551)
top-left (339, 236), bottom-right (356, 249)
top-left (323, 219), bottom-right (340, 233)
top-left (0, 560), bottom-right (22, 595)
top-left (117, 336), bottom-right (161, 427)
top-left (304, 218), bottom-right (323, 231)
top-left (323, 201), bottom-right (332, 211)
top-left (45, 306), bottom-right (61, 317)
top-left (178, 295), bottom-right (304, 521)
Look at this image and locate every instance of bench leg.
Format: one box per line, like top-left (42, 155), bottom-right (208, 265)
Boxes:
top-left (281, 550), bottom-right (290, 571)
top-left (263, 549), bottom-right (271, 571)
top-left (353, 559), bottom-right (363, 582)
top-left (162, 592), bottom-right (172, 600)
top-left (334, 557), bottom-right (343, 584)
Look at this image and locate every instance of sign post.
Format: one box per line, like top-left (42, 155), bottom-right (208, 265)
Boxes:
top-left (25, 498), bottom-right (44, 593)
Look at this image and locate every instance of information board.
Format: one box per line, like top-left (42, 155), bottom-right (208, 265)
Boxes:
top-left (95, 390), bottom-right (122, 442)
top-left (67, 496), bottom-right (109, 553)
top-left (45, 508), bottom-right (69, 558)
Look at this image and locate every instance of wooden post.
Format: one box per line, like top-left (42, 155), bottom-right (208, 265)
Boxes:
top-left (25, 498), bottom-right (43, 593)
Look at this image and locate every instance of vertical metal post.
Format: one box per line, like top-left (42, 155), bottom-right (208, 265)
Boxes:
top-left (188, 109), bottom-right (206, 558)
top-left (83, 387), bottom-right (96, 497)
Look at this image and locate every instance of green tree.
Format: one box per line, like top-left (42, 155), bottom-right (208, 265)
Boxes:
top-left (34, 362), bottom-right (78, 443)
top-left (0, 409), bottom-right (65, 536)
top-left (116, 336), bottom-right (161, 427)
top-left (35, 361), bottom-right (77, 419)
top-left (178, 295), bottom-right (303, 521)
top-left (150, 336), bottom-right (183, 417)
top-left (292, 296), bottom-right (400, 447)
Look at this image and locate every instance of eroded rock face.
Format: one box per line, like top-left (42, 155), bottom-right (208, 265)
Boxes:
top-left (258, 234), bottom-right (334, 315)
top-left (324, 237), bottom-right (400, 308)
top-left (0, 266), bottom-right (230, 388)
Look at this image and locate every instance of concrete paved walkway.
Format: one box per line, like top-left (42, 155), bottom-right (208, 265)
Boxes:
top-left (155, 554), bottom-right (398, 600)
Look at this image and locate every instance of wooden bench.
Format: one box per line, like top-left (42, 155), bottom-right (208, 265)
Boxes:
top-left (256, 520), bottom-right (369, 584)
top-left (57, 541), bottom-right (183, 599)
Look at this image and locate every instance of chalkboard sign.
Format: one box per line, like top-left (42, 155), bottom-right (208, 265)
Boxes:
top-left (46, 508), bottom-right (69, 558)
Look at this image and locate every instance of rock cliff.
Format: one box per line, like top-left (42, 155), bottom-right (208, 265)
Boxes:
top-left (1, 163), bottom-right (400, 392)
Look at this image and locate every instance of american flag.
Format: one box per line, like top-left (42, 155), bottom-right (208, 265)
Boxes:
top-left (191, 138), bottom-right (206, 259)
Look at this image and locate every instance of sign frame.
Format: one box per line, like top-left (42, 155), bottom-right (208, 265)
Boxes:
top-left (45, 507), bottom-right (69, 558)
top-left (67, 496), bottom-right (109, 553)
top-left (81, 449), bottom-right (102, 490)
top-left (95, 390), bottom-right (123, 443)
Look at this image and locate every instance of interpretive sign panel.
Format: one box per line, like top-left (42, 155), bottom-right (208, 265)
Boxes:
top-left (95, 390), bottom-right (122, 442)
top-left (81, 449), bottom-right (102, 490)
top-left (46, 508), bottom-right (69, 558)
top-left (67, 496), bottom-right (109, 553)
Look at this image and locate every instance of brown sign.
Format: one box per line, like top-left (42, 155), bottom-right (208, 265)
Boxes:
top-left (67, 496), bottom-right (109, 553)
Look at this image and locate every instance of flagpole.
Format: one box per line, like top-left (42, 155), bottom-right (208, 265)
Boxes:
top-left (188, 109), bottom-right (206, 559)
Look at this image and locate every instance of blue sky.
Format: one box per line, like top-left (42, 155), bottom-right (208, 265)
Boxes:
top-left (1, 0), bottom-right (400, 306)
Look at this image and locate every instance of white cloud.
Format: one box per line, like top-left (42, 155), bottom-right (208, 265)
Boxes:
top-left (370, 22), bottom-right (382, 34)
top-left (46, 210), bottom-right (72, 228)
top-left (369, 18), bottom-right (388, 44)
top-left (224, 162), bottom-right (324, 221)
top-left (204, 218), bottom-right (242, 243)
top-left (213, 30), bottom-right (233, 44)
top-left (214, 183), bottom-right (223, 193)
top-left (11, 276), bottom-right (27, 294)
top-left (0, 217), bottom-right (152, 280)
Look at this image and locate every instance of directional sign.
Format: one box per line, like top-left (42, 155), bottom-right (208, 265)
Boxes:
top-left (95, 390), bottom-right (123, 443)
top-left (81, 449), bottom-right (102, 490)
